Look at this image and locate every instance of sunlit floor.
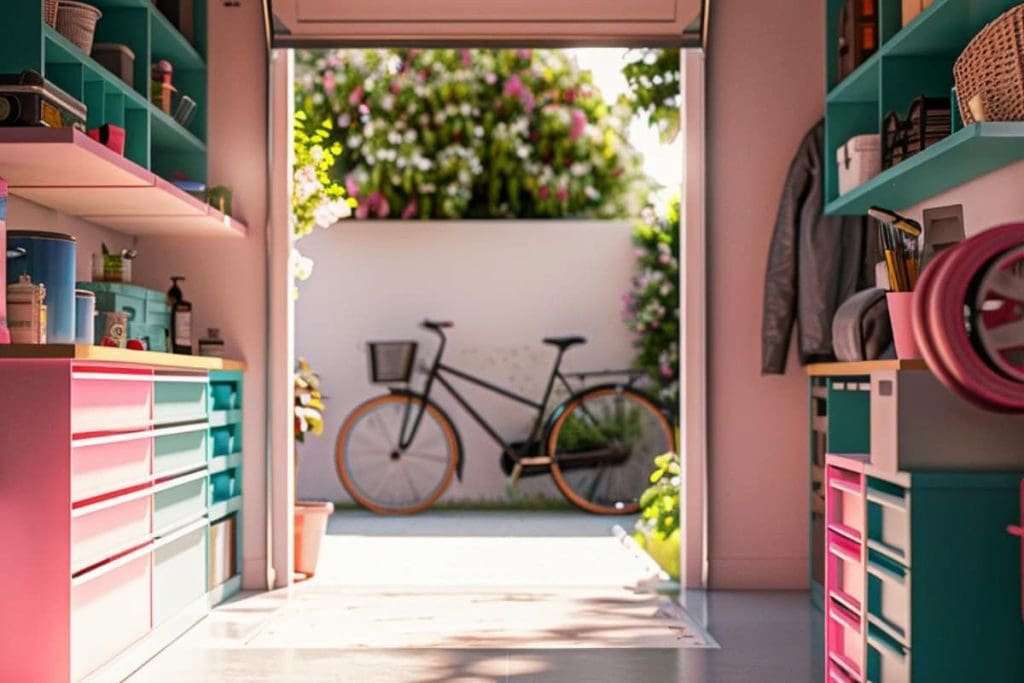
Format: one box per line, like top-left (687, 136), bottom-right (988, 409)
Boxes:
top-left (129, 511), bottom-right (822, 682)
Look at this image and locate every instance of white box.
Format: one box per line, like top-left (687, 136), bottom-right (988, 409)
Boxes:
top-left (837, 134), bottom-right (881, 195)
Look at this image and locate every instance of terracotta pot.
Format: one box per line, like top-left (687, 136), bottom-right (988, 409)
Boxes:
top-left (294, 500), bottom-right (334, 579)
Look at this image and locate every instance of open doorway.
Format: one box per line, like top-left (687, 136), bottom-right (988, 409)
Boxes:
top-left (281, 44), bottom-right (702, 647)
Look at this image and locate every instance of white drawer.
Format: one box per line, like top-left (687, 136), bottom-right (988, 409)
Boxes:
top-left (71, 546), bottom-right (152, 681)
top-left (71, 488), bottom-right (152, 574)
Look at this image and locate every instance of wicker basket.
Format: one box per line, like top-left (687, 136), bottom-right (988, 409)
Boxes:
top-left (954, 3), bottom-right (1024, 125)
top-left (44, 0), bottom-right (59, 27)
top-left (55, 1), bottom-right (103, 55)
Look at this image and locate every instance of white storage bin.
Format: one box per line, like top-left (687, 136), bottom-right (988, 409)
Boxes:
top-left (837, 134), bottom-right (881, 195)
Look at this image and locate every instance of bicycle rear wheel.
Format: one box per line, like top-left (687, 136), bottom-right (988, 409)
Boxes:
top-left (336, 394), bottom-right (459, 515)
top-left (547, 386), bottom-right (674, 515)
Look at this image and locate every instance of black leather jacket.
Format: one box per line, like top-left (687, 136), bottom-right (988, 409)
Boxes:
top-left (761, 120), bottom-right (879, 374)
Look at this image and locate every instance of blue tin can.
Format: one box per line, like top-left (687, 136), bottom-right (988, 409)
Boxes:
top-left (74, 289), bottom-right (95, 344)
top-left (6, 231), bottom-right (76, 343)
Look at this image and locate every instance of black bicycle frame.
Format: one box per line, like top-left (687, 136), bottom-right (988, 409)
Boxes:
top-left (396, 326), bottom-right (575, 458)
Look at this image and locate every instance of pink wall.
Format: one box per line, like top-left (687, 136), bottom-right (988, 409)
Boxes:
top-left (706, 0), bottom-right (823, 589)
top-left (133, 1), bottom-right (269, 589)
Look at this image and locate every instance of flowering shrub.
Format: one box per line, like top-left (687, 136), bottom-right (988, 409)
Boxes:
top-left (623, 48), bottom-right (681, 144)
top-left (294, 358), bottom-right (325, 443)
top-left (295, 49), bottom-right (646, 219)
top-left (292, 111), bottom-right (356, 282)
top-left (622, 197), bottom-right (680, 408)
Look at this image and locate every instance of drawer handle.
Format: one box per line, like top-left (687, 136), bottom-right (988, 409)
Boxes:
top-left (154, 374), bottom-right (210, 384)
top-left (152, 467), bottom-right (209, 493)
top-left (867, 631), bottom-right (907, 660)
top-left (828, 605), bottom-right (861, 633)
top-left (829, 541), bottom-right (861, 565)
top-left (1009, 524), bottom-right (1023, 539)
top-left (866, 488), bottom-right (907, 512)
top-left (152, 516), bottom-right (208, 549)
top-left (72, 483), bottom-right (154, 518)
top-left (73, 422), bottom-right (207, 448)
top-left (71, 541), bottom-right (153, 588)
top-left (867, 557), bottom-right (907, 586)
top-left (72, 371), bottom-right (153, 382)
top-left (829, 478), bottom-right (862, 496)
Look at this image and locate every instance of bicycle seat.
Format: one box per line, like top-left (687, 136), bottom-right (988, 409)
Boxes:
top-left (422, 320), bottom-right (454, 330)
top-left (543, 335), bottom-right (587, 350)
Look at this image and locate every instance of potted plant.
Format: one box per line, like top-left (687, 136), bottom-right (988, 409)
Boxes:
top-left (632, 451), bottom-right (681, 581)
top-left (293, 358), bottom-right (334, 579)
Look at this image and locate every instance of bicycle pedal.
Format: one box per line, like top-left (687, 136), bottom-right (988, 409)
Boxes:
top-left (509, 463), bottom-right (524, 486)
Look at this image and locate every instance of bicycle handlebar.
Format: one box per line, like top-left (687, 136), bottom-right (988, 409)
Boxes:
top-left (421, 319), bottom-right (454, 331)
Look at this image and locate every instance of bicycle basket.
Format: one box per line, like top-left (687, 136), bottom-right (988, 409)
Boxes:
top-left (367, 341), bottom-right (418, 383)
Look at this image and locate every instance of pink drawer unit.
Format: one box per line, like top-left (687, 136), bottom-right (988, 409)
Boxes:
top-left (827, 531), bottom-right (864, 613)
top-left (826, 599), bottom-right (864, 681)
top-left (70, 545), bottom-right (152, 682)
top-left (827, 464), bottom-right (865, 542)
top-left (71, 488), bottom-right (153, 574)
top-left (827, 658), bottom-right (858, 683)
top-left (71, 367), bottom-right (154, 436)
top-left (71, 432), bottom-right (153, 504)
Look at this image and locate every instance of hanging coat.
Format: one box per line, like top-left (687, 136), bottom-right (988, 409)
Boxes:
top-left (761, 119), bottom-right (879, 374)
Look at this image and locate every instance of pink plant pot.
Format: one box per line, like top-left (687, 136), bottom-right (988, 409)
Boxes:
top-left (888, 292), bottom-right (921, 360)
top-left (294, 500), bottom-right (334, 579)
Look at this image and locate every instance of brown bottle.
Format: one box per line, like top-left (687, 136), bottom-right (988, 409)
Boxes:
top-left (167, 276), bottom-right (193, 355)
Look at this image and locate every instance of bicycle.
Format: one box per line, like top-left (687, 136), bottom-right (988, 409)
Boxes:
top-left (335, 320), bottom-right (675, 515)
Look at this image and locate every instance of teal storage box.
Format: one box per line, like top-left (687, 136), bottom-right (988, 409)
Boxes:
top-left (76, 282), bottom-right (170, 351)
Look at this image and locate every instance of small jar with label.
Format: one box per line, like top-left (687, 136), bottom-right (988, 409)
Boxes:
top-left (199, 328), bottom-right (225, 357)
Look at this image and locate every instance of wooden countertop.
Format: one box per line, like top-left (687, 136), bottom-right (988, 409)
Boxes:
top-left (805, 359), bottom-right (928, 376)
top-left (0, 344), bottom-right (246, 371)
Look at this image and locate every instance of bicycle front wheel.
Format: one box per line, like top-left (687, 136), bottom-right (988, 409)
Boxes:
top-left (336, 394), bottom-right (459, 515)
top-left (547, 386), bottom-right (674, 515)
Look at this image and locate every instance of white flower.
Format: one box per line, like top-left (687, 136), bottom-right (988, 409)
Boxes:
top-left (291, 249), bottom-right (315, 281)
top-left (584, 186), bottom-right (600, 200)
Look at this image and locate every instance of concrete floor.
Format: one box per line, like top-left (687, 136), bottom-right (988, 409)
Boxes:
top-left (129, 511), bottom-right (822, 682)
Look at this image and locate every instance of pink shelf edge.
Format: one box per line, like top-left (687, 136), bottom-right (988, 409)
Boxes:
top-left (0, 128), bottom-right (247, 237)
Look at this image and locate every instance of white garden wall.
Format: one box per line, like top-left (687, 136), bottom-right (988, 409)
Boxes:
top-left (294, 220), bottom-right (638, 503)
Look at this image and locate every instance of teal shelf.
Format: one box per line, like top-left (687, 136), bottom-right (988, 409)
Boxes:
top-left (825, 0), bottom-right (1024, 212)
top-left (827, 52), bottom-right (880, 105)
top-left (150, 7), bottom-right (204, 69)
top-left (208, 495), bottom-right (241, 522)
top-left (151, 104), bottom-right (206, 154)
top-left (43, 27), bottom-right (149, 109)
top-left (826, 123), bottom-right (1024, 215)
top-left (208, 452), bottom-right (242, 474)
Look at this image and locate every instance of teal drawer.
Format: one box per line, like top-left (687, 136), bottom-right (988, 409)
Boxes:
top-left (152, 522), bottom-right (208, 626)
top-left (866, 477), bottom-right (910, 564)
top-left (867, 550), bottom-right (910, 646)
top-left (153, 474), bottom-right (207, 534)
top-left (128, 322), bottom-right (169, 352)
top-left (866, 623), bottom-right (910, 683)
top-left (209, 381), bottom-right (240, 411)
top-left (209, 424), bottom-right (240, 457)
top-left (210, 470), bottom-right (240, 504)
top-left (154, 379), bottom-right (209, 425)
top-left (154, 428), bottom-right (207, 475)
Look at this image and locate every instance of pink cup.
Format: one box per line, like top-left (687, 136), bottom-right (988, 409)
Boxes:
top-left (887, 291), bottom-right (920, 359)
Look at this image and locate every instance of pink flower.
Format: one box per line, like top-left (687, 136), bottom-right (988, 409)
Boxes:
top-left (659, 253), bottom-right (672, 265)
top-left (461, 50), bottom-right (473, 67)
top-left (345, 174), bottom-right (360, 196)
top-left (355, 202), bottom-right (369, 220)
top-left (485, 72), bottom-right (497, 85)
top-left (390, 81), bottom-right (402, 95)
top-left (516, 48), bottom-right (533, 61)
top-left (565, 88), bottom-right (576, 104)
top-left (322, 70), bottom-right (335, 92)
top-left (401, 200), bottom-right (419, 220)
top-left (504, 74), bottom-right (524, 98)
top-left (556, 187), bottom-right (569, 202)
top-left (538, 186), bottom-right (550, 200)
top-left (348, 84), bottom-right (364, 106)
top-left (358, 103), bottom-right (370, 115)
top-left (367, 192), bottom-right (391, 219)
top-left (569, 109), bottom-right (587, 140)
top-left (376, 195), bottom-right (391, 218)
top-left (660, 364), bottom-right (674, 379)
